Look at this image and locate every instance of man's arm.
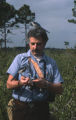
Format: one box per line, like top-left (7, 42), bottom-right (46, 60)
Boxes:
top-left (6, 74), bottom-right (30, 89)
top-left (32, 78), bottom-right (63, 95)
top-left (46, 81), bottom-right (63, 94)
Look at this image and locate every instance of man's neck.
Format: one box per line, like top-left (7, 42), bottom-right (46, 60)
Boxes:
top-left (34, 55), bottom-right (42, 62)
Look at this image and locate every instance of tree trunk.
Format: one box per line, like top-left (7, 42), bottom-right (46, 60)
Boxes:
top-left (4, 24), bottom-right (6, 48)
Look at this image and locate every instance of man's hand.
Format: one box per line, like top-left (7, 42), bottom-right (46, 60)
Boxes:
top-left (18, 76), bottom-right (30, 86)
top-left (32, 78), bottom-right (63, 94)
top-left (32, 78), bottom-right (48, 89)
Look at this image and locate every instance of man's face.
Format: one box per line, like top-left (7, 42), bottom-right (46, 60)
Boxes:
top-left (29, 37), bottom-right (45, 56)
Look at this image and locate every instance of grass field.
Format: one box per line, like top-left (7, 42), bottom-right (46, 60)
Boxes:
top-left (0, 48), bottom-right (76, 120)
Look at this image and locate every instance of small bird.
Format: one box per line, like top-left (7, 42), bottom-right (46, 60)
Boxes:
top-left (18, 67), bottom-right (26, 75)
top-left (30, 22), bottom-right (50, 33)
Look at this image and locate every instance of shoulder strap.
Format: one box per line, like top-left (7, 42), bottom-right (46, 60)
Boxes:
top-left (28, 57), bottom-right (44, 78)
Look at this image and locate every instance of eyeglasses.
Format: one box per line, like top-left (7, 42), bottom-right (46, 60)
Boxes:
top-left (30, 42), bottom-right (43, 46)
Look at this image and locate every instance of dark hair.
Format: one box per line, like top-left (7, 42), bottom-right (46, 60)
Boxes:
top-left (27, 28), bottom-right (48, 43)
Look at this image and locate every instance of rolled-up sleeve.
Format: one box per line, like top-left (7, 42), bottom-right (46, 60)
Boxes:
top-left (7, 55), bottom-right (21, 77)
top-left (52, 61), bottom-right (64, 84)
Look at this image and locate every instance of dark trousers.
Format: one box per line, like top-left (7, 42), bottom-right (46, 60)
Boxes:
top-left (7, 99), bottom-right (50, 120)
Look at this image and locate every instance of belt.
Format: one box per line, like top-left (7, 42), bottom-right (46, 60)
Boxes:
top-left (14, 99), bottom-right (34, 108)
top-left (13, 99), bottom-right (48, 108)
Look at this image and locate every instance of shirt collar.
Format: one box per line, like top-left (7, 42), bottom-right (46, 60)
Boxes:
top-left (26, 49), bottom-right (47, 62)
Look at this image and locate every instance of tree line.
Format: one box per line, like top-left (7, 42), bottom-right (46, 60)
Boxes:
top-left (0, 1), bottom-right (35, 48)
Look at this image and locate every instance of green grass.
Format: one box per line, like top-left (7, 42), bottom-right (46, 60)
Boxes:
top-left (0, 48), bottom-right (76, 120)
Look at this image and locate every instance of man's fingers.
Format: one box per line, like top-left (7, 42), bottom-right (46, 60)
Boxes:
top-left (21, 76), bottom-right (30, 80)
top-left (33, 78), bottom-right (44, 82)
top-left (21, 76), bottom-right (26, 80)
top-left (32, 79), bottom-right (39, 82)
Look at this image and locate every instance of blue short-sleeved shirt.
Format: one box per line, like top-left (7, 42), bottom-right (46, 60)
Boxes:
top-left (7, 50), bottom-right (64, 102)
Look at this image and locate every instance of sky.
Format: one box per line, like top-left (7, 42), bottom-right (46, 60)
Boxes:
top-left (6, 0), bottom-right (76, 48)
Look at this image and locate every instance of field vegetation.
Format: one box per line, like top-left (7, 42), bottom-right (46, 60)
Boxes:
top-left (0, 48), bottom-right (76, 120)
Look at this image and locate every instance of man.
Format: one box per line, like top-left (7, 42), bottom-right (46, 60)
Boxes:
top-left (6, 28), bottom-right (64, 120)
